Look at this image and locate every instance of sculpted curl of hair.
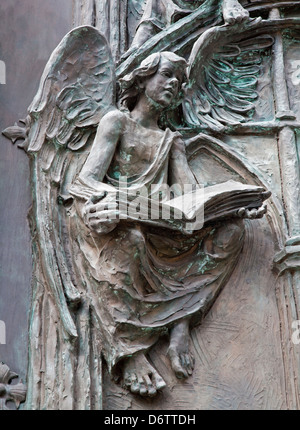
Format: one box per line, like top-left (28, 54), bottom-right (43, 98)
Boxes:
top-left (118, 52), bottom-right (188, 112)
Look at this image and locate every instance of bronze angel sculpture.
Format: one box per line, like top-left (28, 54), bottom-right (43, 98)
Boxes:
top-left (3, 4), bottom-right (274, 405)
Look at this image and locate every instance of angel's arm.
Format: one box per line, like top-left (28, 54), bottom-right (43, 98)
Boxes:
top-left (222, 0), bottom-right (249, 24)
top-left (73, 110), bottom-right (124, 235)
top-left (79, 109), bottom-right (124, 189)
top-left (169, 136), bottom-right (198, 196)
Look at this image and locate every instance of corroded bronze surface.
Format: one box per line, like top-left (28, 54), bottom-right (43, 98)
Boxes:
top-left (2, 0), bottom-right (300, 410)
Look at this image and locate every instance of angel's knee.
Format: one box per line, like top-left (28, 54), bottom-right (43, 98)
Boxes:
top-left (212, 219), bottom-right (245, 252)
top-left (119, 226), bottom-right (145, 249)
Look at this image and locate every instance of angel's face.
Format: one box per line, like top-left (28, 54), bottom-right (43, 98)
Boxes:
top-left (142, 57), bottom-right (184, 109)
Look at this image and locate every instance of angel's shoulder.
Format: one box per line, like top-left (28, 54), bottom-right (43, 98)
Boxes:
top-left (100, 109), bottom-right (127, 130)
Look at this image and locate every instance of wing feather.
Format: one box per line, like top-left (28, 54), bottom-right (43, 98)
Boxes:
top-left (27, 25), bottom-right (116, 152)
top-left (17, 26), bottom-right (117, 339)
top-left (184, 20), bottom-right (274, 130)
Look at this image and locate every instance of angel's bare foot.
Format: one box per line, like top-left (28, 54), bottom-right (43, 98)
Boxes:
top-left (223, 0), bottom-right (249, 25)
top-left (168, 318), bottom-right (195, 379)
top-left (123, 351), bottom-right (166, 397)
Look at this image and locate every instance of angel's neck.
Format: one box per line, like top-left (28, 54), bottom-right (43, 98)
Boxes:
top-left (130, 95), bottom-right (161, 130)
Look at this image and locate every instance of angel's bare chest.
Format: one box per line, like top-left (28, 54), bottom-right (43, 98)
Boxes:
top-left (109, 123), bottom-right (165, 177)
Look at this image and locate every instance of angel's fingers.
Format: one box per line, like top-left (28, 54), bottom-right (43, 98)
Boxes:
top-left (90, 191), bottom-right (107, 204)
top-left (88, 210), bottom-right (120, 222)
top-left (83, 204), bottom-right (114, 219)
top-left (260, 203), bottom-right (267, 212)
top-left (256, 204), bottom-right (267, 218)
top-left (88, 202), bottom-right (118, 214)
top-left (237, 207), bottom-right (246, 217)
top-left (245, 209), bottom-right (257, 219)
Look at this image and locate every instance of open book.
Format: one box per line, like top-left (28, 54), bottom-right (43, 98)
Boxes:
top-left (122, 180), bottom-right (270, 232)
top-left (167, 180), bottom-right (270, 223)
top-left (70, 179), bottom-right (271, 234)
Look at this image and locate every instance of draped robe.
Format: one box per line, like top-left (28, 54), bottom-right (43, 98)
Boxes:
top-left (131, 0), bottom-right (220, 48)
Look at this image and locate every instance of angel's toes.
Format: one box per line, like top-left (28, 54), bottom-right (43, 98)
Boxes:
top-left (138, 373), bottom-right (165, 397)
top-left (142, 375), bottom-right (158, 397)
top-left (170, 353), bottom-right (189, 379)
top-left (186, 353), bottom-right (195, 375)
top-left (125, 373), bottom-right (165, 397)
top-left (232, 6), bottom-right (249, 22)
top-left (124, 374), bottom-right (139, 394)
top-left (152, 371), bottom-right (167, 391)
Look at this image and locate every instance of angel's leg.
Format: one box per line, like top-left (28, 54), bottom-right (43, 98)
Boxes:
top-left (168, 317), bottom-right (195, 379)
top-left (121, 21), bottom-right (159, 61)
top-left (123, 351), bottom-right (166, 397)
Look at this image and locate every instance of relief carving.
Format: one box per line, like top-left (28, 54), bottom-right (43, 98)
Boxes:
top-left (0, 363), bottom-right (26, 410)
top-left (3, 0), bottom-right (300, 410)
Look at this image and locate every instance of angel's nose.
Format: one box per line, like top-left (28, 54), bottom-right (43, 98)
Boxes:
top-left (169, 76), bottom-right (179, 90)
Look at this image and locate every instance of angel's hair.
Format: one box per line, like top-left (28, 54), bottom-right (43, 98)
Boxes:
top-left (118, 51), bottom-right (188, 112)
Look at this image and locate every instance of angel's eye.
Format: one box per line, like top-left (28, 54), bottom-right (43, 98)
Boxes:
top-left (161, 70), bottom-right (172, 78)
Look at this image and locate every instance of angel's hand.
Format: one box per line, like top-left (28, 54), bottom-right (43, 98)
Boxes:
top-left (237, 204), bottom-right (267, 220)
top-left (223, 0), bottom-right (249, 25)
top-left (82, 192), bottom-right (120, 235)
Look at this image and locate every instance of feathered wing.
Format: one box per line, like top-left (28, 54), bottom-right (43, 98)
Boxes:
top-left (27, 25), bottom-right (116, 152)
top-left (183, 19), bottom-right (274, 131)
top-left (17, 26), bottom-right (116, 340)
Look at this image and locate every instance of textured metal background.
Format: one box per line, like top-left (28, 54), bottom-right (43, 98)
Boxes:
top-left (0, 0), bottom-right (73, 384)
